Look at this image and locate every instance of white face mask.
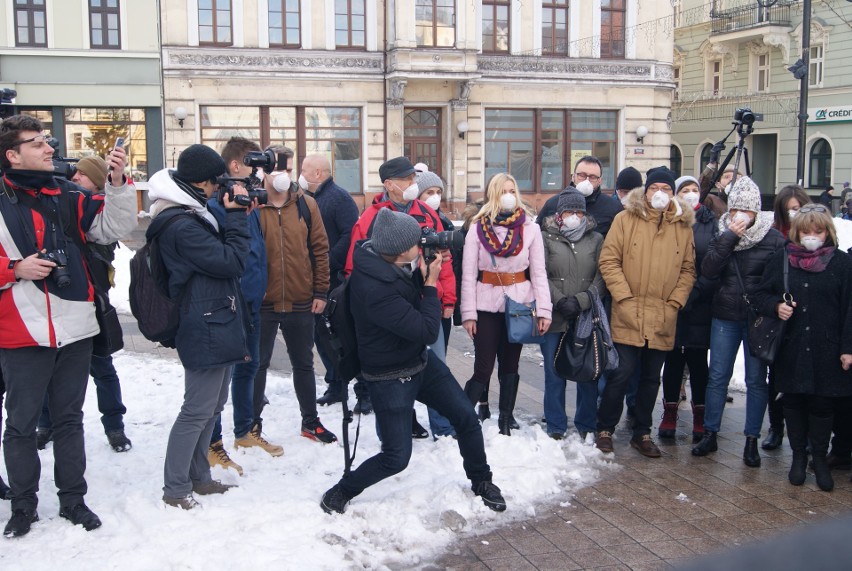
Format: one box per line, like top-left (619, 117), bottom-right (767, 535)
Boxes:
top-left (620, 194), bottom-right (630, 206)
top-left (398, 254), bottom-right (420, 275)
top-left (733, 211), bottom-right (752, 225)
top-left (650, 190), bottom-right (671, 210)
top-left (424, 194), bottom-right (441, 211)
top-left (561, 214), bottom-right (582, 230)
top-left (298, 173), bottom-right (309, 191)
top-left (500, 193), bottom-right (517, 211)
top-left (681, 192), bottom-right (700, 209)
top-left (788, 209), bottom-right (799, 220)
top-left (252, 168), bottom-right (265, 185)
top-left (402, 183), bottom-right (420, 201)
top-left (576, 179), bottom-right (595, 197)
top-left (272, 172), bottom-right (292, 193)
top-left (801, 236), bottom-right (825, 251)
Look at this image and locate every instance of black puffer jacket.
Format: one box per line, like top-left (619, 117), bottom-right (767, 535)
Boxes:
top-left (701, 225), bottom-right (785, 322)
top-left (674, 205), bottom-right (718, 348)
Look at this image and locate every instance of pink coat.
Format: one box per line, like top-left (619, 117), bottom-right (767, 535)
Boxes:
top-left (460, 219), bottom-right (552, 322)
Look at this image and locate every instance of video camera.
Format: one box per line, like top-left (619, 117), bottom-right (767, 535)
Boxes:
top-left (47, 137), bottom-right (79, 179)
top-left (732, 107), bottom-right (763, 137)
top-left (420, 227), bottom-right (464, 263)
top-left (215, 149), bottom-right (277, 207)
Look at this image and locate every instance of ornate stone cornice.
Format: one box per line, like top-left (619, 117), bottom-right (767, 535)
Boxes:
top-left (478, 56), bottom-right (654, 80)
top-left (164, 47), bottom-right (384, 74)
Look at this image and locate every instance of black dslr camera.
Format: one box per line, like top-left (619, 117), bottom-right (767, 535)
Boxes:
top-left (216, 149), bottom-right (277, 207)
top-left (47, 137), bottom-right (79, 179)
top-left (38, 249), bottom-right (71, 288)
top-left (733, 107), bottom-right (762, 136)
top-left (419, 227), bottom-right (464, 263)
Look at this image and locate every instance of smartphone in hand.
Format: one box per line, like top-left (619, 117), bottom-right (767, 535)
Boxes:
top-left (108, 137), bottom-right (125, 172)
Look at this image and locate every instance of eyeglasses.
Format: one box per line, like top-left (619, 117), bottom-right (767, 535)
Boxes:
top-left (798, 204), bottom-right (829, 214)
top-left (574, 172), bottom-right (601, 183)
top-left (12, 133), bottom-right (52, 147)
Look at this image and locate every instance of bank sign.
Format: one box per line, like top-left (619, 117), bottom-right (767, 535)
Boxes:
top-left (809, 105), bottom-right (852, 124)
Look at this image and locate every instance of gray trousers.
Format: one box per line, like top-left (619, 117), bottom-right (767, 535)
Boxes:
top-left (1, 338), bottom-right (92, 511)
top-left (163, 366), bottom-right (231, 499)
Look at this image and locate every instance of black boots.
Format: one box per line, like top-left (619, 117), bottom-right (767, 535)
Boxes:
top-left (498, 373), bottom-right (520, 436)
top-left (761, 425), bottom-right (784, 450)
top-left (784, 405), bottom-right (808, 486)
top-left (691, 431), bottom-right (718, 456)
top-left (743, 437), bottom-right (761, 467)
top-left (691, 403), bottom-right (705, 444)
top-left (317, 381), bottom-right (344, 406)
top-left (809, 414), bottom-right (835, 492)
top-left (464, 380), bottom-right (486, 406)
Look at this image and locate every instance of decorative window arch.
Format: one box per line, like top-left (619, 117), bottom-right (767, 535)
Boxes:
top-left (670, 144), bottom-right (682, 178)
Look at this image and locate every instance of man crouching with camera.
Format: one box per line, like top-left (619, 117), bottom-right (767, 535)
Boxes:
top-left (0, 114), bottom-right (136, 537)
top-left (320, 207), bottom-right (506, 514)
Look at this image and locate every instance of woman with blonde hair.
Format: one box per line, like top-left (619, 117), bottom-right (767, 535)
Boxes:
top-left (460, 173), bottom-right (552, 435)
top-left (754, 204), bottom-right (852, 491)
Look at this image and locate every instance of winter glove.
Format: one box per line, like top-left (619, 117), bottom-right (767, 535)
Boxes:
top-left (709, 141), bottom-right (725, 165)
top-left (556, 296), bottom-right (581, 319)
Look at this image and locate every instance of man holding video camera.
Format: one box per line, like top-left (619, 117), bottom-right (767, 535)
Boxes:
top-left (0, 114), bottom-right (136, 537)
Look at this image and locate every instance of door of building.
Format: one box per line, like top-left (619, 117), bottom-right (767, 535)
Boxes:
top-left (403, 108), bottom-right (442, 177)
top-left (750, 133), bottom-right (777, 200)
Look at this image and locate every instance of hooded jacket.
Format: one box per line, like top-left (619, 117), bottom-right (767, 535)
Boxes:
top-left (538, 185), bottom-right (624, 237)
top-left (0, 170), bottom-right (136, 349)
top-left (599, 188), bottom-right (696, 351)
top-left (146, 169), bottom-right (250, 369)
top-left (541, 215), bottom-right (605, 333)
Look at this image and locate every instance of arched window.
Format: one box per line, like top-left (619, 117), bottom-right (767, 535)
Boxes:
top-left (403, 108), bottom-right (442, 177)
top-left (809, 138), bottom-right (832, 189)
top-left (670, 145), bottom-right (682, 178)
top-left (699, 143), bottom-right (713, 173)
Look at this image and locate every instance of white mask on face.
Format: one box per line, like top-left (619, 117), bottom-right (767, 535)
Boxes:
top-left (576, 179), bottom-right (595, 197)
top-left (500, 193), bottom-right (517, 211)
top-left (272, 172), bottom-right (292, 193)
top-left (733, 211), bottom-right (752, 225)
top-left (253, 168), bottom-right (266, 185)
top-left (562, 214), bottom-right (582, 230)
top-left (424, 194), bottom-right (441, 211)
top-left (651, 190), bottom-right (671, 210)
top-left (620, 194), bottom-right (630, 206)
top-left (398, 254), bottom-right (420, 275)
top-left (801, 236), bottom-right (825, 251)
top-left (298, 174), bottom-right (309, 191)
top-left (402, 183), bottom-right (420, 202)
top-left (681, 192), bottom-right (700, 209)
top-left (788, 209), bottom-right (799, 220)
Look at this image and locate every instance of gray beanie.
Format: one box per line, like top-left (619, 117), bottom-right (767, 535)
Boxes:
top-left (416, 171), bottom-right (444, 196)
top-left (727, 176), bottom-right (762, 213)
top-left (557, 188), bottom-right (586, 214)
top-left (674, 175), bottom-right (699, 194)
top-left (372, 208), bottom-right (422, 256)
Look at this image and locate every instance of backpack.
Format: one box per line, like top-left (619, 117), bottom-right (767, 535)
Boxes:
top-left (317, 276), bottom-right (360, 382)
top-left (128, 209), bottom-right (192, 347)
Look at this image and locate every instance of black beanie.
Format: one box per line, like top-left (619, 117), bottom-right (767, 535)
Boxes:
top-left (175, 144), bottom-right (227, 183)
top-left (615, 166), bottom-right (643, 191)
top-left (644, 166), bottom-right (676, 191)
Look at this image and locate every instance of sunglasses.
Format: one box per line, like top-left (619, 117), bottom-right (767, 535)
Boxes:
top-left (798, 204), bottom-right (829, 214)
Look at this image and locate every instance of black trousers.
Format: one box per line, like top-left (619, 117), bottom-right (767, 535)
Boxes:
top-left (661, 347), bottom-right (708, 405)
top-left (1, 339), bottom-right (92, 511)
top-left (597, 342), bottom-right (666, 437)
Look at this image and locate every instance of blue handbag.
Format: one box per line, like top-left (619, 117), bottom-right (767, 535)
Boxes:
top-left (504, 295), bottom-right (544, 345)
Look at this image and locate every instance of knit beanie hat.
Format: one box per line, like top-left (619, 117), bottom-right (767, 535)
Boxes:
top-left (372, 208), bottom-right (423, 257)
top-left (644, 166), bottom-right (676, 191)
top-left (416, 171), bottom-right (444, 196)
top-left (674, 175), bottom-right (699, 194)
top-left (175, 144), bottom-right (227, 183)
top-left (615, 166), bottom-right (643, 191)
top-left (557, 188), bottom-right (586, 214)
top-left (727, 176), bottom-right (762, 213)
top-left (75, 155), bottom-right (108, 190)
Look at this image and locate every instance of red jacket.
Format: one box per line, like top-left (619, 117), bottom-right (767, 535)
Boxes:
top-left (345, 198), bottom-right (456, 309)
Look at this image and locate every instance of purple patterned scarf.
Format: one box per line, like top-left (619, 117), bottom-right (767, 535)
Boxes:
top-left (477, 208), bottom-right (526, 257)
top-left (786, 242), bottom-right (835, 273)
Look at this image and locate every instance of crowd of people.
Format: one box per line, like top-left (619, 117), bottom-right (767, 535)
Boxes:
top-left (1, 111), bottom-right (850, 539)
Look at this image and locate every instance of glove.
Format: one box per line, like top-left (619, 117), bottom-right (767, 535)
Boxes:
top-left (556, 296), bottom-right (581, 319)
top-left (709, 142), bottom-right (725, 165)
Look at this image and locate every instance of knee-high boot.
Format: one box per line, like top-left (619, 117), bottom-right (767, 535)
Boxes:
top-left (810, 414), bottom-right (835, 492)
top-left (783, 404), bottom-right (808, 486)
top-left (498, 373), bottom-right (520, 436)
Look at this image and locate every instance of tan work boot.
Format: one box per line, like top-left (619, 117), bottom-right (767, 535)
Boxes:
top-left (208, 440), bottom-right (244, 476)
top-left (234, 423), bottom-right (284, 457)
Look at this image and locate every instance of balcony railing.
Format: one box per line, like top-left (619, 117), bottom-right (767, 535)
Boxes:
top-left (710, 1), bottom-right (795, 35)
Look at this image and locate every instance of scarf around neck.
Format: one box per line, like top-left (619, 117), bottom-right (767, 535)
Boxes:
top-left (557, 215), bottom-right (588, 242)
top-left (786, 242), bottom-right (835, 273)
top-left (718, 210), bottom-right (774, 251)
top-left (477, 208), bottom-right (526, 257)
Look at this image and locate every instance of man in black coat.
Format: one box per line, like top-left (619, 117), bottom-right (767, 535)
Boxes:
top-left (537, 155), bottom-right (623, 237)
top-left (320, 208), bottom-right (506, 515)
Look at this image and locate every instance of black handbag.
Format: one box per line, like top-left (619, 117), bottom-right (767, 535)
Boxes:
top-left (92, 287), bottom-right (124, 357)
top-left (732, 253), bottom-right (789, 364)
top-left (554, 300), bottom-right (608, 382)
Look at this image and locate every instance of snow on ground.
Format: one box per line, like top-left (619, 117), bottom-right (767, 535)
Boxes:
top-left (0, 243), bottom-right (610, 570)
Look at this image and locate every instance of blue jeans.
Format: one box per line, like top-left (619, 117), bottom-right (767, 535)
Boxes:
top-left (704, 318), bottom-right (768, 438)
top-left (337, 351), bottom-right (492, 499)
top-left (542, 331), bottom-right (598, 435)
top-left (212, 311), bottom-right (261, 443)
top-left (38, 353), bottom-right (126, 434)
top-left (425, 325), bottom-right (455, 437)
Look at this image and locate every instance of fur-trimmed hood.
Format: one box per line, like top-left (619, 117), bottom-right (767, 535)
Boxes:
top-left (622, 186), bottom-right (695, 227)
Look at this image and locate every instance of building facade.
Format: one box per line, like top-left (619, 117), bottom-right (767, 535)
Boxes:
top-left (0, 0), bottom-right (163, 197)
top-left (162, 0), bottom-right (676, 213)
top-left (671, 0), bottom-right (852, 202)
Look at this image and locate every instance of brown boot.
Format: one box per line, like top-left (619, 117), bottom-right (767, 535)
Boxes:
top-left (630, 434), bottom-right (662, 458)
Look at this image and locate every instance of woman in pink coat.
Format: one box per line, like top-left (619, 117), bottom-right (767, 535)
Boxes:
top-left (461, 173), bottom-right (552, 435)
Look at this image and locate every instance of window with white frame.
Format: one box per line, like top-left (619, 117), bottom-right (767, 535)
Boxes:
top-left (809, 44), bottom-right (824, 88)
top-left (708, 59), bottom-right (723, 96)
top-left (754, 52), bottom-right (770, 93)
top-left (673, 65), bottom-right (681, 101)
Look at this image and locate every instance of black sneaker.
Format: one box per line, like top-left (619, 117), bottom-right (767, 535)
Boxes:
top-left (107, 429), bottom-right (132, 453)
top-left (59, 503), bottom-right (102, 531)
top-left (4, 509), bottom-right (38, 538)
top-left (302, 418), bottom-right (338, 444)
top-left (36, 428), bottom-right (53, 450)
top-left (0, 476), bottom-right (10, 501)
top-left (320, 484), bottom-right (350, 514)
top-left (474, 481), bottom-right (507, 512)
top-left (412, 413), bottom-right (429, 439)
